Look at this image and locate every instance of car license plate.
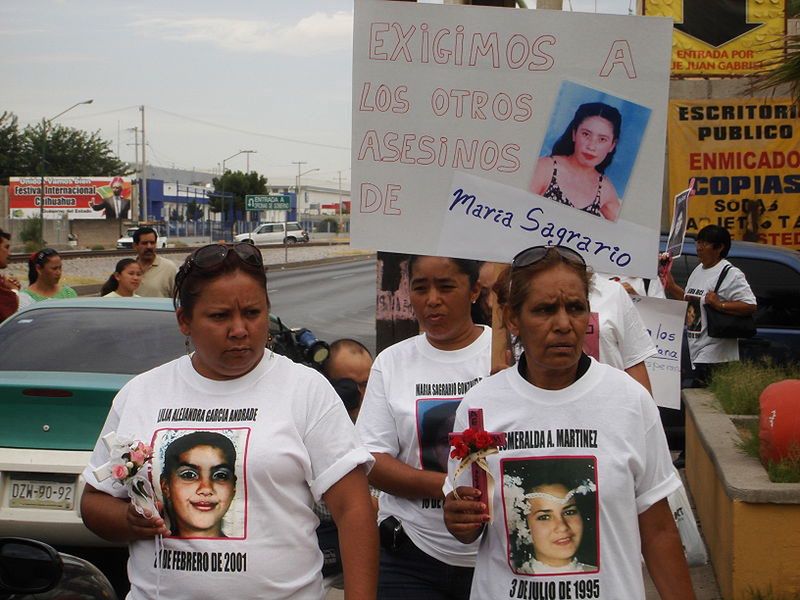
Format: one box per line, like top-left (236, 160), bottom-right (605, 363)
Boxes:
top-left (9, 474), bottom-right (75, 510)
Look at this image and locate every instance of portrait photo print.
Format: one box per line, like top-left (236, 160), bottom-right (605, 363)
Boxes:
top-left (151, 427), bottom-right (249, 540)
top-left (417, 399), bottom-right (461, 473)
top-left (502, 456), bottom-right (599, 576)
top-left (531, 80), bottom-right (652, 222)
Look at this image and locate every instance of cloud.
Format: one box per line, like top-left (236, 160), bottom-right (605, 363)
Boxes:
top-left (0, 52), bottom-right (101, 64)
top-left (131, 11), bottom-right (353, 56)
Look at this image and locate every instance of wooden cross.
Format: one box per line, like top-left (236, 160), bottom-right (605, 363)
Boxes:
top-left (449, 408), bottom-right (506, 515)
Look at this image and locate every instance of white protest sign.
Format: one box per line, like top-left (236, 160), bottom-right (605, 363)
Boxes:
top-left (630, 296), bottom-right (687, 410)
top-left (351, 0), bottom-right (672, 278)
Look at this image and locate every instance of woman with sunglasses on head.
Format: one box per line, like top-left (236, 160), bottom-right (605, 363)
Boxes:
top-left (356, 255), bottom-right (491, 600)
top-left (21, 248), bottom-right (77, 302)
top-left (443, 246), bottom-right (695, 600)
top-left (81, 243), bottom-right (378, 600)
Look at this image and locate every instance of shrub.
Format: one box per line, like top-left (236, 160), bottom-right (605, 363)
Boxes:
top-left (710, 361), bottom-right (800, 415)
top-left (19, 217), bottom-right (43, 246)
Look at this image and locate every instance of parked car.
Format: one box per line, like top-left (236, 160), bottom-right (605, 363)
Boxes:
top-left (0, 298), bottom-right (187, 545)
top-left (116, 227), bottom-right (168, 250)
top-left (233, 222), bottom-right (309, 245)
top-left (0, 537), bottom-right (116, 599)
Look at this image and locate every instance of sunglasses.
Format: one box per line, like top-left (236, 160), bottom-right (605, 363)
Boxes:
top-left (176, 243), bottom-right (264, 290)
top-left (511, 245), bottom-right (586, 269)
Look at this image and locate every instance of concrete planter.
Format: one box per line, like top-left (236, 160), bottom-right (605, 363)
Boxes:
top-left (685, 389), bottom-right (800, 600)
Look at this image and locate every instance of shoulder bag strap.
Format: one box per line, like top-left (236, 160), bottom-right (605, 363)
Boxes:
top-left (714, 264), bottom-right (732, 294)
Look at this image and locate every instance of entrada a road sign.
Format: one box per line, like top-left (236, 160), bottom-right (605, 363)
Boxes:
top-left (245, 194), bottom-right (291, 211)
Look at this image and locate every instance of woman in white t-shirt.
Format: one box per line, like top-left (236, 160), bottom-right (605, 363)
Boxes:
top-left (101, 258), bottom-right (143, 297)
top-left (443, 246), bottom-right (695, 600)
top-left (357, 255), bottom-right (491, 599)
top-left (81, 243), bottom-right (377, 600)
top-left (664, 224), bottom-right (756, 386)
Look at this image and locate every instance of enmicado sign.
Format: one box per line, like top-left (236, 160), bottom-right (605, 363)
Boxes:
top-left (644, 0), bottom-right (785, 76)
top-left (245, 195), bottom-right (290, 211)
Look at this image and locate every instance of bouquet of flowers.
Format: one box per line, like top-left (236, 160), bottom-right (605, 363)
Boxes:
top-left (93, 432), bottom-right (159, 518)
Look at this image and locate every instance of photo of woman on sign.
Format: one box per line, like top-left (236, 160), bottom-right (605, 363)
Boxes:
top-left (531, 102), bottom-right (622, 221)
top-left (531, 81), bottom-right (651, 223)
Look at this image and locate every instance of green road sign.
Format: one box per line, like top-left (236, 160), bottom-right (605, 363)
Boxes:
top-left (245, 194), bottom-right (291, 211)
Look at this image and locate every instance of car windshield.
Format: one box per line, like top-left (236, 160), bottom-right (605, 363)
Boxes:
top-left (125, 228), bottom-right (138, 237)
top-left (0, 307), bottom-right (186, 374)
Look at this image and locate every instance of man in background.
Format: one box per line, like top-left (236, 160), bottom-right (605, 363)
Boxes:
top-left (322, 338), bottom-right (373, 422)
top-left (92, 176), bottom-right (130, 219)
top-left (134, 227), bottom-right (176, 298)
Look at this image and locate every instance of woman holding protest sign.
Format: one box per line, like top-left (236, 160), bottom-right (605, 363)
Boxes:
top-left (357, 254), bottom-right (491, 599)
top-left (443, 245), bottom-right (694, 599)
top-left (531, 102), bottom-right (622, 221)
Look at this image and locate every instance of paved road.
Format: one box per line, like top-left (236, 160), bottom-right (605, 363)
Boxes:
top-left (268, 257), bottom-right (377, 355)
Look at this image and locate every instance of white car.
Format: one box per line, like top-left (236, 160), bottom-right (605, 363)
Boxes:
top-left (233, 222), bottom-right (309, 245)
top-left (116, 227), bottom-right (168, 250)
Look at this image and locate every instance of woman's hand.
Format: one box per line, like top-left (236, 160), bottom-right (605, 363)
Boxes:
top-left (126, 501), bottom-right (169, 540)
top-left (444, 487), bottom-right (488, 544)
top-left (704, 291), bottom-right (722, 310)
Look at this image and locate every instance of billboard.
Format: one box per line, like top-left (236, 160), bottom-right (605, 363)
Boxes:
top-left (9, 176), bottom-right (133, 220)
top-left (351, 0), bottom-right (673, 278)
top-left (644, 0), bottom-right (785, 77)
top-left (668, 98), bottom-right (800, 249)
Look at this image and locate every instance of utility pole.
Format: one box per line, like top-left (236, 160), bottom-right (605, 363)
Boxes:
top-left (337, 170), bottom-right (343, 233)
top-left (292, 161), bottom-right (307, 213)
top-left (127, 127), bottom-right (139, 219)
top-left (140, 105), bottom-right (148, 222)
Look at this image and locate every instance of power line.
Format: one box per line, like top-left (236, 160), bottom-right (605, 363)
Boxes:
top-left (148, 106), bottom-right (351, 152)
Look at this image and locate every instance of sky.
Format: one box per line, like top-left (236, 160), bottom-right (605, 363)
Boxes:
top-left (1, 0), bottom-right (633, 189)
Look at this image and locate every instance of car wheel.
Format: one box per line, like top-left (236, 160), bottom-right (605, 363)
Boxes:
top-left (285, 237), bottom-right (297, 245)
top-left (245, 238), bottom-right (255, 245)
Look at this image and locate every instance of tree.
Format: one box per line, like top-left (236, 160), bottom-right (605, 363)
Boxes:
top-left (208, 170), bottom-right (268, 221)
top-left (751, 1), bottom-right (800, 103)
top-left (185, 200), bottom-right (204, 221)
top-left (0, 111), bottom-right (23, 185)
top-left (0, 111), bottom-right (129, 184)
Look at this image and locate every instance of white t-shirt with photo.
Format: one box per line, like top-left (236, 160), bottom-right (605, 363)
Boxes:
top-left (83, 352), bottom-right (373, 600)
top-left (356, 326), bottom-right (491, 566)
top-left (684, 259), bottom-right (756, 365)
top-left (588, 276), bottom-right (656, 371)
top-left (445, 358), bottom-right (680, 599)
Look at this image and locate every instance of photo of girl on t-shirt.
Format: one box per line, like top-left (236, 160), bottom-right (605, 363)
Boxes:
top-left (685, 296), bottom-right (702, 333)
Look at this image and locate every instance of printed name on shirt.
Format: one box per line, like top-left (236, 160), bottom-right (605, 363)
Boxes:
top-left (415, 377), bottom-right (483, 397)
top-left (509, 577), bottom-right (600, 599)
top-left (502, 429), bottom-right (598, 450)
top-left (155, 549), bottom-right (247, 573)
top-left (157, 407), bottom-right (259, 423)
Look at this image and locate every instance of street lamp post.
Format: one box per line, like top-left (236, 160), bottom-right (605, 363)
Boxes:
top-left (293, 163), bottom-right (320, 215)
top-left (220, 149), bottom-right (256, 240)
top-left (39, 99), bottom-right (93, 232)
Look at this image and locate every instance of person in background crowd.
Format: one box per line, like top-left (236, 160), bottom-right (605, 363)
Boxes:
top-left (133, 227), bottom-right (177, 298)
top-left (81, 242), bottom-right (377, 599)
top-left (22, 248), bottom-right (77, 302)
top-left (357, 254), bottom-right (491, 600)
top-left (663, 224), bottom-right (756, 387)
top-left (0, 228), bottom-right (29, 319)
top-left (443, 245), bottom-right (695, 600)
top-left (101, 258), bottom-right (143, 298)
top-left (323, 338), bottom-right (373, 421)
top-left (318, 338), bottom-right (377, 591)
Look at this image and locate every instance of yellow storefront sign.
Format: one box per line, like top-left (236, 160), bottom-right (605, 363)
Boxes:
top-left (644, 0), bottom-right (785, 76)
top-left (668, 98), bottom-right (800, 249)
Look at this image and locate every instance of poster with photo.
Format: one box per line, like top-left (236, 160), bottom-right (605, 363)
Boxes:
top-left (352, 0), bottom-right (673, 278)
top-left (417, 399), bottom-right (461, 472)
top-left (666, 185), bottom-right (691, 258)
top-left (151, 428), bottom-right (250, 540)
